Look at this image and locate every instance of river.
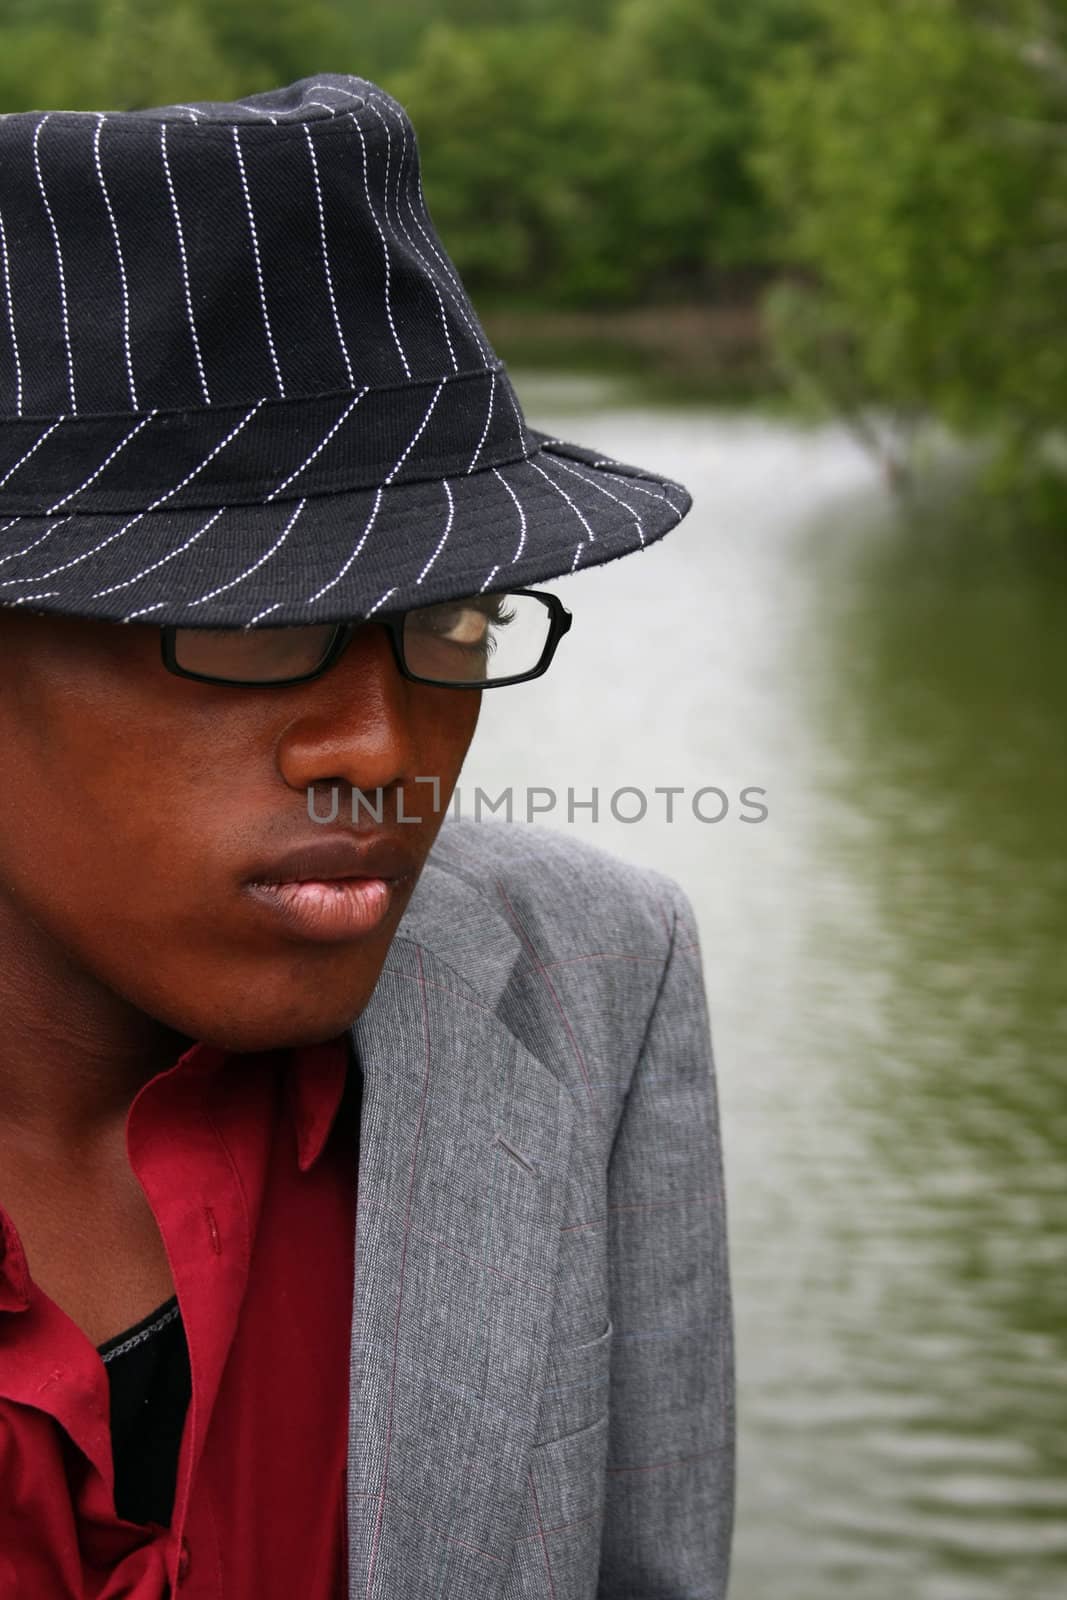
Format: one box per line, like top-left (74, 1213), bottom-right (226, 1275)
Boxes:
top-left (458, 373), bottom-right (1067, 1600)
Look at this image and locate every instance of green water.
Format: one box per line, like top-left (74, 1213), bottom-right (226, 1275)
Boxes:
top-left (462, 375), bottom-right (1067, 1600)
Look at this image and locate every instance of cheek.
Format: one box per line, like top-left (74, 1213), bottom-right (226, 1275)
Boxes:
top-left (410, 689), bottom-right (482, 812)
top-left (0, 690), bottom-right (212, 946)
top-left (418, 688), bottom-right (482, 772)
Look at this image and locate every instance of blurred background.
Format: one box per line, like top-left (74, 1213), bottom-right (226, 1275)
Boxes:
top-left (4, 3), bottom-right (1066, 1596)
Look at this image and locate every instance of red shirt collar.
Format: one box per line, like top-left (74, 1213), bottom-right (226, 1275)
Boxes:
top-left (0, 1031), bottom-right (353, 1311)
top-left (166, 1032), bottom-right (352, 1174)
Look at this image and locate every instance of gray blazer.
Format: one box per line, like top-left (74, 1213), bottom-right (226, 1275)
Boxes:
top-left (345, 816), bottom-right (735, 1599)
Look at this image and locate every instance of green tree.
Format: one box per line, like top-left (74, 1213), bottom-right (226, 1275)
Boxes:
top-left (753, 0), bottom-right (1067, 493)
top-left (390, 22), bottom-right (637, 304)
top-left (389, 3), bottom-right (820, 306)
top-left (0, 0), bottom-right (347, 113)
top-left (92, 0), bottom-right (243, 109)
top-left (605, 0), bottom-right (820, 277)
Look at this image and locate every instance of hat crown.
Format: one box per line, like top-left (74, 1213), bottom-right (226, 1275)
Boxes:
top-left (0, 74), bottom-right (688, 637)
top-left (0, 74), bottom-right (497, 418)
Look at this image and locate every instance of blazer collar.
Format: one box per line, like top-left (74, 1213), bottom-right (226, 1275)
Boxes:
top-left (345, 855), bottom-right (577, 1600)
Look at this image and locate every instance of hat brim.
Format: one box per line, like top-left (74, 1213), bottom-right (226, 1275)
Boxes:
top-left (0, 430), bottom-right (690, 628)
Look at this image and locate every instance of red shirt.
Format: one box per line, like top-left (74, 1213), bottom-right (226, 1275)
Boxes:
top-left (0, 1033), bottom-right (358, 1598)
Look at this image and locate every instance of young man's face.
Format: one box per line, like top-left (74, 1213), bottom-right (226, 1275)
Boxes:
top-left (0, 610), bottom-right (481, 1053)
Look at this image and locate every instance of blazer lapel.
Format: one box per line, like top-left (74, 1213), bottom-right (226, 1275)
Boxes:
top-left (346, 869), bottom-right (577, 1600)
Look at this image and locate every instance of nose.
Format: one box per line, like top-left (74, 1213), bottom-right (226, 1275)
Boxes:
top-left (272, 622), bottom-right (418, 810)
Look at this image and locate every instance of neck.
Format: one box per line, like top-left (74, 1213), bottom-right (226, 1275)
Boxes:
top-left (0, 893), bottom-right (192, 1164)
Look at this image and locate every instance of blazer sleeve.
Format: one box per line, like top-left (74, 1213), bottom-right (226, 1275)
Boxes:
top-left (597, 877), bottom-right (736, 1599)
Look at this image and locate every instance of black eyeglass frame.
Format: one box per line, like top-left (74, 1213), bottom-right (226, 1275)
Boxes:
top-left (159, 588), bottom-right (573, 690)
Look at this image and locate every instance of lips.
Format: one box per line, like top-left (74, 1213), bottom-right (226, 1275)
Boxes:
top-left (242, 833), bottom-right (420, 944)
top-left (245, 834), bottom-right (419, 888)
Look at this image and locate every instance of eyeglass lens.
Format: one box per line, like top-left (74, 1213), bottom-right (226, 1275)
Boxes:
top-left (170, 592), bottom-right (552, 685)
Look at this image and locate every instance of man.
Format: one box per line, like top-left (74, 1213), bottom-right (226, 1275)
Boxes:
top-left (0, 74), bottom-right (734, 1598)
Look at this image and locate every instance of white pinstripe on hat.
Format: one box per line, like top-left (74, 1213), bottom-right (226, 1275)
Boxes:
top-left (0, 74), bottom-right (691, 627)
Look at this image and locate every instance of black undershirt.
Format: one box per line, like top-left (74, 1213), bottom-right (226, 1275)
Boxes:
top-left (93, 1037), bottom-right (361, 1530)
top-left (96, 1294), bottom-right (191, 1528)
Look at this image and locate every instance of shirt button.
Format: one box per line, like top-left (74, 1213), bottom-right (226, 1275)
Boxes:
top-left (177, 1537), bottom-right (191, 1584)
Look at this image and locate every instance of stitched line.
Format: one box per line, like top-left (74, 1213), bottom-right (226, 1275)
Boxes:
top-left (365, 90), bottom-right (493, 366)
top-left (363, 99), bottom-right (459, 377)
top-left (542, 453), bottom-right (645, 548)
top-left (265, 388), bottom-right (369, 502)
top-left (292, 83), bottom-right (367, 112)
top-left (184, 497), bottom-right (307, 607)
top-left (0, 399), bottom-right (266, 587)
top-left (0, 361), bottom-right (499, 431)
top-left (591, 462), bottom-right (682, 512)
top-left (93, 116), bottom-right (137, 410)
top-left (527, 458), bottom-right (597, 542)
top-left (350, 112), bottom-right (410, 382)
top-left (90, 508), bottom-right (226, 598)
top-left (0, 207), bottom-right (23, 415)
top-left (415, 479), bottom-right (454, 585)
top-left (236, 101), bottom-right (278, 126)
top-left (32, 117), bottom-right (76, 414)
top-left (303, 123), bottom-right (356, 389)
top-left (365, 584), bottom-right (398, 615)
top-left (308, 484), bottom-right (384, 602)
top-left (44, 413), bottom-right (156, 515)
top-left (498, 369), bottom-right (530, 450)
top-left (0, 421), bottom-right (62, 491)
top-left (161, 122), bottom-right (211, 404)
top-left (384, 376), bottom-right (447, 485)
top-left (491, 467), bottom-right (528, 563)
top-left (232, 126), bottom-right (286, 398)
top-left (528, 448), bottom-right (597, 575)
top-left (466, 370), bottom-right (496, 474)
top-left (0, 515), bottom-right (71, 568)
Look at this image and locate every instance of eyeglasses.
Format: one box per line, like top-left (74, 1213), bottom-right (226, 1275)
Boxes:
top-left (159, 588), bottom-right (572, 689)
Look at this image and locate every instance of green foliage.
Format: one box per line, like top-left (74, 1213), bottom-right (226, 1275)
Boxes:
top-left (0, 0), bottom-right (345, 112)
top-left (338, 0), bottom-right (618, 77)
top-left (608, 0), bottom-right (820, 271)
top-left (391, 21), bottom-right (661, 305)
top-left (753, 0), bottom-right (1067, 493)
top-left (92, 0), bottom-right (243, 110)
top-left (389, 0), bottom-right (822, 303)
top-left (2, 0), bottom-right (1066, 509)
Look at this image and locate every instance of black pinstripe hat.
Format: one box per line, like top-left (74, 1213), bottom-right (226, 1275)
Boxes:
top-left (0, 74), bottom-right (691, 628)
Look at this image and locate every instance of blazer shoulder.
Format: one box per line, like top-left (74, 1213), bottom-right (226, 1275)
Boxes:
top-left (423, 816), bottom-right (695, 961)
top-left (393, 819), bottom-right (708, 1114)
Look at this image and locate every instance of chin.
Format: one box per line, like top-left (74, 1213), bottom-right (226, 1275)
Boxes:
top-left (190, 1014), bottom-right (358, 1056)
top-left (163, 932), bottom-right (396, 1050)
top-left (160, 974), bottom-right (379, 1057)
